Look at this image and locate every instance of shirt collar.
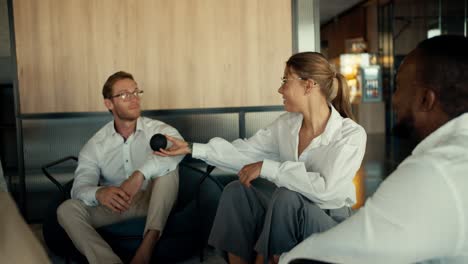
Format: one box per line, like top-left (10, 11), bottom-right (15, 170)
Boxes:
top-left (290, 104), bottom-right (345, 146)
top-left (110, 121), bottom-right (118, 136)
top-left (412, 113), bottom-right (468, 155)
top-left (109, 117), bottom-right (144, 136)
top-left (135, 117), bottom-right (144, 132)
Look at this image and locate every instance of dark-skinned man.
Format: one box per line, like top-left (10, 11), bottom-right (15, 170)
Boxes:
top-left (280, 35), bottom-right (468, 264)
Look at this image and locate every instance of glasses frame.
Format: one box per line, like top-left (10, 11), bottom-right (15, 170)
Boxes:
top-left (110, 89), bottom-right (144, 101)
top-left (281, 76), bottom-right (307, 85)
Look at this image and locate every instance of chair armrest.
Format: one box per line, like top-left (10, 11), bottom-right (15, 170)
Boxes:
top-left (41, 156), bottom-right (78, 196)
top-left (179, 161), bottom-right (206, 175)
top-left (179, 161), bottom-right (222, 189)
top-left (199, 165), bottom-right (216, 186)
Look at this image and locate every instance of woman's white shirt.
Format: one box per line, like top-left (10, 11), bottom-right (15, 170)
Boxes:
top-left (192, 105), bottom-right (367, 209)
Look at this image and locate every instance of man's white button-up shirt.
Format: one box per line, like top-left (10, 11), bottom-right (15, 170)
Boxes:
top-left (280, 113), bottom-right (468, 264)
top-left (71, 117), bottom-right (184, 206)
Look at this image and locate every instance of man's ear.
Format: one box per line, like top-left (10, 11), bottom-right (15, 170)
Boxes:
top-left (419, 88), bottom-right (437, 112)
top-left (104, 98), bottom-right (114, 111)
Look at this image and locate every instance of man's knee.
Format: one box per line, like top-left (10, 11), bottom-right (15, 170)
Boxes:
top-left (57, 199), bottom-right (87, 225)
top-left (147, 170), bottom-right (180, 213)
top-left (153, 169), bottom-right (179, 188)
top-left (165, 168), bottom-right (179, 179)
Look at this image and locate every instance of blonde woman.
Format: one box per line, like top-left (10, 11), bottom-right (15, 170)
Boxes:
top-left (156, 52), bottom-right (367, 264)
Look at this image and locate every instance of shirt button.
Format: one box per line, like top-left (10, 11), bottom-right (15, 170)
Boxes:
top-left (126, 160), bottom-right (128, 162)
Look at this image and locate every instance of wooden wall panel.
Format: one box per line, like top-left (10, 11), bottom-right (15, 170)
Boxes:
top-left (13, 0), bottom-right (292, 113)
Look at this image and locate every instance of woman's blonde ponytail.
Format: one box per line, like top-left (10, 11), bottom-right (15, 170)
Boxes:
top-left (332, 73), bottom-right (355, 120)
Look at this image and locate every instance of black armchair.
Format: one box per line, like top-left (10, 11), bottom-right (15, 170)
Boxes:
top-left (42, 156), bottom-right (222, 263)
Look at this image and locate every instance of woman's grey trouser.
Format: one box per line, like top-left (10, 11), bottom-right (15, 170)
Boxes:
top-left (208, 179), bottom-right (352, 262)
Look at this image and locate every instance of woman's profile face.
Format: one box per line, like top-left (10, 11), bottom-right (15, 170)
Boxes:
top-left (278, 67), bottom-right (306, 112)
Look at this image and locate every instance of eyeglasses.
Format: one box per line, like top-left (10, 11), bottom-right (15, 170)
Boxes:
top-left (110, 89), bottom-right (144, 101)
top-left (281, 77), bottom-right (306, 85)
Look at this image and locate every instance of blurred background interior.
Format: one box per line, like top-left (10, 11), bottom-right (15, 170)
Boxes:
top-left (0, 0), bottom-right (467, 262)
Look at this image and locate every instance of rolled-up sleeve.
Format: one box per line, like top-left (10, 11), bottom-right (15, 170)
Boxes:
top-left (192, 125), bottom-right (280, 174)
top-left (71, 141), bottom-right (101, 206)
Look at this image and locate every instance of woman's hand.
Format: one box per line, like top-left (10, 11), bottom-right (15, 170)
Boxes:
top-left (238, 161), bottom-right (263, 187)
top-left (154, 135), bottom-right (192, 157)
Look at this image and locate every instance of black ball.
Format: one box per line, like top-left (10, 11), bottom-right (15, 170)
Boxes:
top-left (150, 133), bottom-right (167, 151)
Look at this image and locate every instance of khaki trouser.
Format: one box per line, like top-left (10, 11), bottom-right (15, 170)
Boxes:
top-left (0, 191), bottom-right (50, 264)
top-left (57, 169), bottom-right (179, 264)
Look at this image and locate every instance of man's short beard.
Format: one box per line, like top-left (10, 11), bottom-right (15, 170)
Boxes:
top-left (115, 109), bottom-right (140, 122)
top-left (392, 114), bottom-right (421, 145)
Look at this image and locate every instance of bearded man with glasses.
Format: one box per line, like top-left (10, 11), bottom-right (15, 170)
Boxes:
top-left (57, 71), bottom-right (184, 264)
